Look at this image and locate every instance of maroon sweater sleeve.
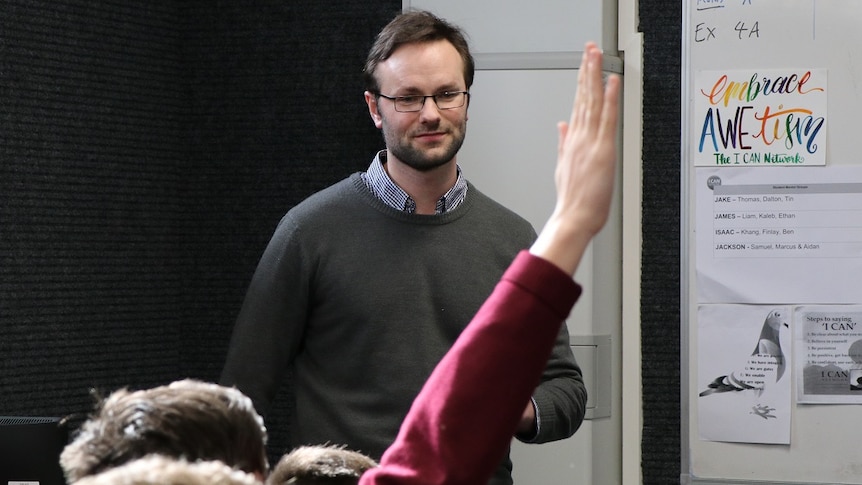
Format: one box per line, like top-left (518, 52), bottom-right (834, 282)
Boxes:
top-left (359, 250), bottom-right (582, 485)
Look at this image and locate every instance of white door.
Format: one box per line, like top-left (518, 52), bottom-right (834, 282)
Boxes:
top-left (460, 67), bottom-right (623, 485)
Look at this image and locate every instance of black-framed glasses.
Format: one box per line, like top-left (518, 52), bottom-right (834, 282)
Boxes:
top-left (376, 91), bottom-right (470, 112)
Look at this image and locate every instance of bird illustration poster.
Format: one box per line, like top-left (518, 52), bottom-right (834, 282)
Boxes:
top-left (697, 304), bottom-right (791, 444)
top-left (795, 305), bottom-right (862, 404)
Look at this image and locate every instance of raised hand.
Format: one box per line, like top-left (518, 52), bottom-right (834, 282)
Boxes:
top-left (530, 42), bottom-right (622, 276)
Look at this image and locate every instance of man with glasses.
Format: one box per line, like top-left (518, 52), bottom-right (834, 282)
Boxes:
top-left (221, 10), bottom-right (588, 485)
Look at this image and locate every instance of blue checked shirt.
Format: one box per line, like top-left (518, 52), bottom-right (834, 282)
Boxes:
top-left (361, 150), bottom-right (468, 214)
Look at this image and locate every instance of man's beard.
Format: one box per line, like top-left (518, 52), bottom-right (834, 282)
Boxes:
top-left (383, 122), bottom-right (467, 172)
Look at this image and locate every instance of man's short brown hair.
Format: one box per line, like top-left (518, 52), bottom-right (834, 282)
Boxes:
top-left (363, 10), bottom-right (475, 93)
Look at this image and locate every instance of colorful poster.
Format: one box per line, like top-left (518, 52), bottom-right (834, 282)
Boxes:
top-left (795, 306), bottom-right (862, 404)
top-left (692, 69), bottom-right (827, 166)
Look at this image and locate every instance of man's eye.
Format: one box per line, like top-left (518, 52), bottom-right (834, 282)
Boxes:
top-left (437, 92), bottom-right (459, 101)
top-left (398, 96), bottom-right (420, 105)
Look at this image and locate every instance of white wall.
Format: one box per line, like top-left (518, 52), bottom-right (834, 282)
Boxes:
top-left (461, 66), bottom-right (617, 484)
top-left (404, 0), bottom-right (642, 485)
top-left (403, 1), bottom-right (645, 483)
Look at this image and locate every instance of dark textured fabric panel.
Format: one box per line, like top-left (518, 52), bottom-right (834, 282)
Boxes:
top-left (0, 0), bottom-right (187, 424)
top-left (640, 1), bottom-right (683, 483)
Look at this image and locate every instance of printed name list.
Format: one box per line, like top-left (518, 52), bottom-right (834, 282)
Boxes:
top-left (696, 167), bottom-right (862, 304)
top-left (710, 183), bottom-right (862, 258)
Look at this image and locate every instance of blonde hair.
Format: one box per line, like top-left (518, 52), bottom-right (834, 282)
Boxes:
top-left (71, 455), bottom-right (261, 485)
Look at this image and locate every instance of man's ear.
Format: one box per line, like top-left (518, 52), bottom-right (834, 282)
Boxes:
top-left (364, 91), bottom-right (383, 129)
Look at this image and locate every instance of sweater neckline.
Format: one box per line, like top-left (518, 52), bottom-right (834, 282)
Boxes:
top-left (349, 173), bottom-right (475, 225)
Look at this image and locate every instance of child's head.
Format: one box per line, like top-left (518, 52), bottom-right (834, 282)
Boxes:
top-left (266, 444), bottom-right (378, 485)
top-left (61, 379), bottom-right (268, 482)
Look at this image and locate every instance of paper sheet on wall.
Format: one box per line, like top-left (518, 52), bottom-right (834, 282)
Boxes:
top-left (696, 166), bottom-right (862, 304)
top-left (795, 305), bottom-right (862, 403)
top-left (697, 304), bottom-right (791, 444)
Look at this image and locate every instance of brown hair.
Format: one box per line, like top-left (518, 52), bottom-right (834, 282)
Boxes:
top-left (60, 379), bottom-right (268, 482)
top-left (363, 10), bottom-right (475, 93)
top-left (266, 445), bottom-right (378, 485)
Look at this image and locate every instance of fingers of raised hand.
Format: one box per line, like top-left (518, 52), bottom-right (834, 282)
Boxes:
top-left (572, 44), bottom-right (607, 136)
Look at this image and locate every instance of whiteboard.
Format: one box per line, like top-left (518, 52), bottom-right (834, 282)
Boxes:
top-left (682, 1), bottom-right (862, 484)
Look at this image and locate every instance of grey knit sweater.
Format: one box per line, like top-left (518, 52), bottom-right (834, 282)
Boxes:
top-left (221, 173), bottom-right (587, 485)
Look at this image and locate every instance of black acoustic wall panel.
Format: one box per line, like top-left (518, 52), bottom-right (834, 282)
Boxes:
top-left (1, 1), bottom-right (187, 420)
top-left (640, 1), bottom-right (683, 483)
